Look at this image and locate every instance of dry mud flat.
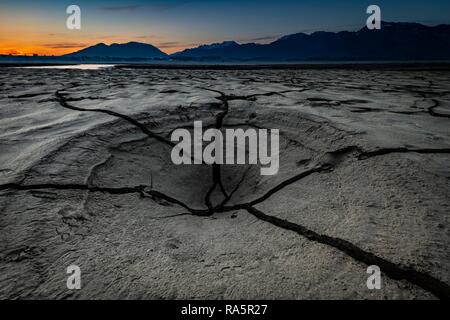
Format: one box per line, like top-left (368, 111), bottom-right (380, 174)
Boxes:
top-left (0, 67), bottom-right (449, 299)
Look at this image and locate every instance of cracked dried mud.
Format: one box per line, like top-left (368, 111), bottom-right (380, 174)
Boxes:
top-left (0, 67), bottom-right (449, 299)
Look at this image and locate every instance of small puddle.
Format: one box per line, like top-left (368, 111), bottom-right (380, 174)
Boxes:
top-left (18, 64), bottom-right (116, 70)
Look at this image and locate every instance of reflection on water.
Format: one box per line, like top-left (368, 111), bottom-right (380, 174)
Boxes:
top-left (20, 64), bottom-right (115, 70)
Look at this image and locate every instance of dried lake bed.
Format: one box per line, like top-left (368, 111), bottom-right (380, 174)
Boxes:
top-left (0, 66), bottom-right (449, 299)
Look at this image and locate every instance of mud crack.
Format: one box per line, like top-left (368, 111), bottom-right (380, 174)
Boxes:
top-left (0, 182), bottom-right (210, 216)
top-left (55, 90), bottom-right (175, 147)
top-left (244, 206), bottom-right (450, 300)
top-left (5, 86), bottom-right (447, 299)
top-left (428, 99), bottom-right (450, 119)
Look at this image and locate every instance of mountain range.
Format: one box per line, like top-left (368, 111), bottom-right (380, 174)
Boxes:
top-left (63, 22), bottom-right (450, 61)
top-left (64, 41), bottom-right (167, 59)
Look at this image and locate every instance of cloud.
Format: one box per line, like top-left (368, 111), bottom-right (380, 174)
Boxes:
top-left (158, 41), bottom-right (180, 46)
top-left (99, 5), bottom-right (142, 12)
top-left (43, 43), bottom-right (87, 49)
top-left (243, 35), bottom-right (281, 43)
top-left (156, 41), bottom-right (198, 49)
top-left (145, 2), bottom-right (189, 12)
top-left (136, 35), bottom-right (160, 40)
top-left (99, 1), bottom-right (189, 13)
top-left (94, 35), bottom-right (120, 40)
top-left (0, 48), bottom-right (23, 55)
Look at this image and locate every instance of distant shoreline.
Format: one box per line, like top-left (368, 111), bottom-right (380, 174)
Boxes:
top-left (114, 62), bottom-right (450, 71)
top-left (3, 62), bottom-right (450, 71)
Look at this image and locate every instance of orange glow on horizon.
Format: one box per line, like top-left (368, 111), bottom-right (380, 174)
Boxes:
top-left (0, 41), bottom-right (196, 57)
top-left (0, 46), bottom-right (85, 56)
top-left (0, 12), bottom-right (203, 56)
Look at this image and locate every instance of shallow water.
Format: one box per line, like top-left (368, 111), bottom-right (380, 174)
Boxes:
top-left (18, 64), bottom-right (116, 70)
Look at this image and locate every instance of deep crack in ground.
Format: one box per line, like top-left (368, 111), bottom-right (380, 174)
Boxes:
top-left (1, 68), bottom-right (450, 299)
top-left (1, 85), bottom-right (449, 299)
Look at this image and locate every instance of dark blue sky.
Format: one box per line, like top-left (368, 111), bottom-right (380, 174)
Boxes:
top-left (1, 0), bottom-right (450, 54)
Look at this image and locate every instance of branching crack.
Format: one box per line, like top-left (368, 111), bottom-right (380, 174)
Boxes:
top-left (55, 90), bottom-right (175, 147)
top-left (198, 86), bottom-right (309, 102)
top-left (200, 87), bottom-right (231, 213)
top-left (0, 183), bottom-right (210, 217)
top-left (4, 86), bottom-right (448, 299)
top-left (428, 99), bottom-right (450, 119)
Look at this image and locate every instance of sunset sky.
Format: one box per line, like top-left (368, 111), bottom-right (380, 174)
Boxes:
top-left (1, 0), bottom-right (450, 56)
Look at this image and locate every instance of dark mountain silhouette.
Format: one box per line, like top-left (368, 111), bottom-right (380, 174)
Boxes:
top-left (171, 22), bottom-right (450, 61)
top-left (64, 41), bottom-right (168, 59)
top-left (193, 40), bottom-right (240, 51)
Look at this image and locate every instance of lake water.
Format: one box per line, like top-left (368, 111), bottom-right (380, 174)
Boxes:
top-left (19, 64), bottom-right (116, 70)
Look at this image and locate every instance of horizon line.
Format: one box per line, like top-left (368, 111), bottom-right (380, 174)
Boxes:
top-left (1, 20), bottom-right (449, 57)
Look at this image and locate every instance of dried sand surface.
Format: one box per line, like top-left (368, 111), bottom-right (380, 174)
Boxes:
top-left (0, 67), bottom-right (449, 299)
